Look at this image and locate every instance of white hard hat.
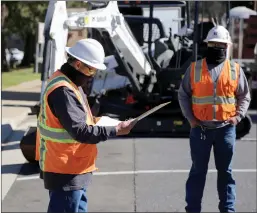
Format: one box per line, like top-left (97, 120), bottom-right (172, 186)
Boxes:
top-left (65, 38), bottom-right (106, 70)
top-left (204, 25), bottom-right (232, 44)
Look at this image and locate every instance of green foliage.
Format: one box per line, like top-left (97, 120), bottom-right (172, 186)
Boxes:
top-left (2, 1), bottom-right (89, 38)
top-left (2, 67), bottom-right (40, 89)
top-left (2, 1), bottom-right (48, 38)
top-left (67, 1), bottom-right (88, 8)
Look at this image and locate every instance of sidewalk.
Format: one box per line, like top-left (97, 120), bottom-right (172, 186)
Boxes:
top-left (1, 79), bottom-right (41, 200)
top-left (2, 79), bottom-right (41, 143)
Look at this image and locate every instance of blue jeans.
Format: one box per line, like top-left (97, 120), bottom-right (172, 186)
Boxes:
top-left (185, 124), bottom-right (236, 213)
top-left (47, 188), bottom-right (87, 213)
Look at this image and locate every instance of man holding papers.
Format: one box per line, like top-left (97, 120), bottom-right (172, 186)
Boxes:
top-left (35, 39), bottom-right (135, 213)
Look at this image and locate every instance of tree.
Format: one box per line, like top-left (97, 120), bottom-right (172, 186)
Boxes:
top-left (67, 1), bottom-right (87, 8)
top-left (1, 2), bottom-right (48, 69)
top-left (189, 1), bottom-right (256, 24)
top-left (1, 1), bottom-right (90, 71)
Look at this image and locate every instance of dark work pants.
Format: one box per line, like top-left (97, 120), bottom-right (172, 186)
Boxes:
top-left (47, 188), bottom-right (87, 213)
top-left (185, 124), bottom-right (236, 213)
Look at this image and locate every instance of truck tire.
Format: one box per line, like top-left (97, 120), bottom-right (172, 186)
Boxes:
top-left (20, 126), bottom-right (38, 163)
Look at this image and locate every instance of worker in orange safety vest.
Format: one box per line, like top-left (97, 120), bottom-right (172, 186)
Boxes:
top-left (35, 38), bottom-right (136, 213)
top-left (178, 26), bottom-right (251, 213)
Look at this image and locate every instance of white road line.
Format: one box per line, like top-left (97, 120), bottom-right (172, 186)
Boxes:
top-left (240, 138), bottom-right (257, 141)
top-left (16, 169), bottom-right (257, 181)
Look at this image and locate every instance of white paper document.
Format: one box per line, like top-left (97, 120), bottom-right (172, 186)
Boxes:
top-left (96, 101), bottom-right (171, 127)
top-left (133, 101), bottom-right (171, 122)
top-left (96, 116), bottom-right (122, 126)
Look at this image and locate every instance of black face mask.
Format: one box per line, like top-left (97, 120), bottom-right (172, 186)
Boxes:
top-left (60, 63), bottom-right (94, 88)
top-left (206, 47), bottom-right (226, 65)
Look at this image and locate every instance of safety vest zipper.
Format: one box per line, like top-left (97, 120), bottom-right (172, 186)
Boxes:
top-left (213, 85), bottom-right (217, 120)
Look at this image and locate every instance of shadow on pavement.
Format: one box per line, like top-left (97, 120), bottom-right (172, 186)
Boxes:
top-left (1, 142), bottom-right (22, 151)
top-left (1, 129), bottom-right (25, 144)
top-left (1, 124), bottom-right (14, 142)
top-left (1, 162), bottom-right (39, 175)
top-left (2, 91), bottom-right (40, 102)
top-left (1, 163), bottom-right (24, 175)
top-left (2, 104), bottom-right (35, 108)
top-left (19, 162), bottom-right (40, 175)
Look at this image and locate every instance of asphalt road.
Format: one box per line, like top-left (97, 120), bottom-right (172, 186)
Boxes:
top-left (2, 113), bottom-right (256, 212)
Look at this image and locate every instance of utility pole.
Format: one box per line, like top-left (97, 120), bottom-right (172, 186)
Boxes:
top-left (192, 1), bottom-right (199, 62)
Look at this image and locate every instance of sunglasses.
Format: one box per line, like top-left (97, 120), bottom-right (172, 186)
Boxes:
top-left (81, 63), bottom-right (98, 77)
top-left (207, 42), bottom-right (227, 49)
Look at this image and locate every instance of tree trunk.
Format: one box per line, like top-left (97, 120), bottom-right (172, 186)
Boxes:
top-left (21, 33), bottom-right (36, 67)
top-left (1, 34), bottom-right (10, 72)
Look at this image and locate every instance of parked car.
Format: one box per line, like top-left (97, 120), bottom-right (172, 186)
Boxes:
top-left (5, 48), bottom-right (24, 69)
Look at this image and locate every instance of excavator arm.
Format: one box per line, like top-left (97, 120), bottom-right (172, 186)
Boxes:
top-left (42, 1), bottom-right (156, 100)
top-left (64, 1), bottom-right (152, 76)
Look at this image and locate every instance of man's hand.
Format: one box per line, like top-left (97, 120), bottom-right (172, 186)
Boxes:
top-left (226, 116), bottom-right (239, 126)
top-left (115, 119), bottom-right (137, 136)
top-left (190, 118), bottom-right (200, 128)
top-left (93, 116), bottom-right (101, 124)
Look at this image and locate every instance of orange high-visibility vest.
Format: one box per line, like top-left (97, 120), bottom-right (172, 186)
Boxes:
top-left (35, 70), bottom-right (97, 174)
top-left (190, 58), bottom-right (239, 121)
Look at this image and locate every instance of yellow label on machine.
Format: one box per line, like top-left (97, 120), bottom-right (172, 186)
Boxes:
top-left (174, 120), bottom-right (183, 126)
top-left (84, 16), bottom-right (89, 24)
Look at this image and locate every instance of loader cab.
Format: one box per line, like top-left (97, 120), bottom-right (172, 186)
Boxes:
top-left (90, 0), bottom-right (188, 69)
top-left (118, 1), bottom-right (187, 47)
top-left (117, 1), bottom-right (190, 70)
top-left (116, 1), bottom-right (193, 97)
top-left (118, 1), bottom-right (186, 33)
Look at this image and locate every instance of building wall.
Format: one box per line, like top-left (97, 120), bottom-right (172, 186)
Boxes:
top-left (231, 15), bottom-right (257, 59)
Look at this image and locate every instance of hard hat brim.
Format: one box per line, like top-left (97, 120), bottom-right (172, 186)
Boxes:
top-left (204, 38), bottom-right (232, 44)
top-left (65, 47), bottom-right (107, 70)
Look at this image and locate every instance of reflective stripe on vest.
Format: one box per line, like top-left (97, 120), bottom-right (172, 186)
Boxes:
top-left (193, 60), bottom-right (236, 83)
top-left (192, 96), bottom-right (236, 105)
top-left (38, 122), bottom-right (74, 143)
top-left (41, 76), bottom-right (71, 125)
top-left (194, 60), bottom-right (203, 82)
top-left (230, 60), bottom-right (236, 80)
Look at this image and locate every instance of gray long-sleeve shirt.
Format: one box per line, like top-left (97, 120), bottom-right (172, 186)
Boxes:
top-left (178, 60), bottom-right (251, 128)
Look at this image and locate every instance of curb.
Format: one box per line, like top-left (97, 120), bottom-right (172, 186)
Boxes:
top-left (1, 109), bottom-right (31, 143)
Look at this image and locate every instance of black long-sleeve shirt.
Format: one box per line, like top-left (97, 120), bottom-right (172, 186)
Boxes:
top-left (48, 86), bottom-right (116, 144)
top-left (41, 62), bottom-right (116, 191)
